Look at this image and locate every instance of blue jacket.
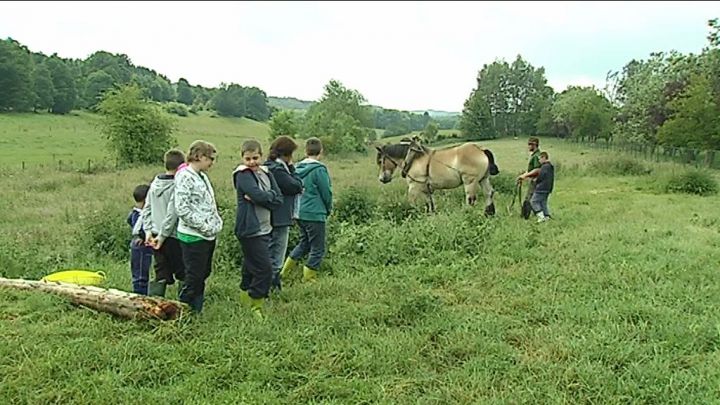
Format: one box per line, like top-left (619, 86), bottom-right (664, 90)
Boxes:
top-left (264, 158), bottom-right (303, 227)
top-left (232, 165), bottom-right (283, 239)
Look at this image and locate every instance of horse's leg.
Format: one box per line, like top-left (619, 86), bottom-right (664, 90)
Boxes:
top-left (462, 174), bottom-right (479, 206)
top-left (426, 191), bottom-right (436, 213)
top-left (480, 176), bottom-right (496, 216)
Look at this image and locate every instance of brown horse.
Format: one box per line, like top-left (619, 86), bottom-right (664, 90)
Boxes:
top-left (376, 138), bottom-right (499, 214)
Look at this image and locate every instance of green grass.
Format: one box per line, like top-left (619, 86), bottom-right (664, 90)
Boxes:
top-left (1, 112), bottom-right (720, 403)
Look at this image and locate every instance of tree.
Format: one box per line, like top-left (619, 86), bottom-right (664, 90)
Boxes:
top-left (46, 56), bottom-right (77, 114)
top-left (268, 109), bottom-right (301, 141)
top-left (302, 80), bottom-right (373, 153)
top-left (32, 62), bottom-right (54, 111)
top-left (84, 70), bottom-right (115, 109)
top-left (657, 74), bottom-right (720, 150)
top-left (243, 87), bottom-right (271, 121)
top-left (176, 78), bottom-right (194, 105)
top-left (211, 83), bottom-right (245, 117)
top-left (459, 89), bottom-right (495, 139)
top-left (549, 86), bottom-right (615, 141)
top-left (99, 84), bottom-right (176, 165)
top-left (0, 38), bottom-right (34, 111)
top-left (421, 121), bottom-right (439, 143)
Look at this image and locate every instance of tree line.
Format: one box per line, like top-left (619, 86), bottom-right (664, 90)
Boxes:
top-left (0, 38), bottom-right (271, 120)
top-left (461, 18), bottom-right (720, 153)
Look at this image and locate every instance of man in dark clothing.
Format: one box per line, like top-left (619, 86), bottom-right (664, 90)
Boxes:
top-left (516, 137), bottom-right (542, 219)
top-left (531, 151), bottom-right (554, 223)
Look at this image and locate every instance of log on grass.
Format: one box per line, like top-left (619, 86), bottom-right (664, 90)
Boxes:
top-left (0, 277), bottom-right (186, 320)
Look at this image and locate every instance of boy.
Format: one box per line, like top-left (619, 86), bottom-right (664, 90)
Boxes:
top-left (233, 139), bottom-right (283, 319)
top-left (264, 136), bottom-right (303, 291)
top-left (127, 184), bottom-right (152, 295)
top-left (280, 137), bottom-right (333, 283)
top-left (142, 149), bottom-right (186, 298)
top-left (174, 140), bottom-right (223, 313)
top-left (531, 151), bottom-right (554, 223)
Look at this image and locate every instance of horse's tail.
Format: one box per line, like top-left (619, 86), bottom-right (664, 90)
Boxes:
top-left (483, 149), bottom-right (500, 176)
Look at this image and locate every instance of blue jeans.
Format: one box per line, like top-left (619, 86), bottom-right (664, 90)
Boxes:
top-left (290, 220), bottom-right (326, 270)
top-left (268, 226), bottom-right (290, 289)
top-left (130, 240), bottom-right (153, 295)
top-left (530, 192), bottom-right (551, 217)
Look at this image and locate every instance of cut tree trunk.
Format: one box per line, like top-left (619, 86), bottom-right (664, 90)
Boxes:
top-left (0, 277), bottom-right (186, 321)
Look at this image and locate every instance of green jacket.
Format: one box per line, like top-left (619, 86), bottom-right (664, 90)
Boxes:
top-left (295, 158), bottom-right (333, 222)
top-left (528, 149), bottom-right (542, 172)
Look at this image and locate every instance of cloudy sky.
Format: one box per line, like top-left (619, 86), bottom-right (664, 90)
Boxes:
top-left (0, 1), bottom-right (717, 112)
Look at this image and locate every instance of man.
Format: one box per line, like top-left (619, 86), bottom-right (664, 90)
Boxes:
top-left (516, 137), bottom-right (542, 219)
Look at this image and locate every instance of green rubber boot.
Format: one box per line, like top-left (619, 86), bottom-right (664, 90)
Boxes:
top-left (302, 266), bottom-right (318, 283)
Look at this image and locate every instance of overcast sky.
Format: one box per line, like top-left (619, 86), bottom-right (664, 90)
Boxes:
top-left (1, 1), bottom-right (717, 112)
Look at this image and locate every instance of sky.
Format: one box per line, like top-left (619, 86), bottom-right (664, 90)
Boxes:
top-left (0, 1), bottom-right (718, 112)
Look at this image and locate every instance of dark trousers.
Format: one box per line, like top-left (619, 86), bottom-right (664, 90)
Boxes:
top-left (179, 239), bottom-right (216, 312)
top-left (152, 236), bottom-right (185, 284)
top-left (130, 243), bottom-right (153, 295)
top-left (290, 220), bottom-right (326, 270)
top-left (239, 233), bottom-right (273, 299)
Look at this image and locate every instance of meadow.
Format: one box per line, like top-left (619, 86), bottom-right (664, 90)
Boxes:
top-left (1, 112), bottom-right (719, 403)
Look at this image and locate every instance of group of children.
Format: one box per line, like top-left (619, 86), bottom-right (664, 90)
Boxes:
top-left (127, 137), bottom-right (332, 317)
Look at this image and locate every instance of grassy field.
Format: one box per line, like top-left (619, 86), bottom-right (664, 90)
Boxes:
top-left (1, 112), bottom-right (719, 403)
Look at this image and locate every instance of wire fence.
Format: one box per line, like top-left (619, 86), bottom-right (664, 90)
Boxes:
top-left (564, 139), bottom-right (720, 170)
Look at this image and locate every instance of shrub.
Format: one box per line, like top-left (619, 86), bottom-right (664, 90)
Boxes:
top-left (587, 157), bottom-right (651, 176)
top-left (164, 102), bottom-right (189, 117)
top-left (666, 170), bottom-right (718, 196)
top-left (333, 186), bottom-right (377, 225)
top-left (491, 172), bottom-right (518, 195)
top-left (83, 207), bottom-right (130, 261)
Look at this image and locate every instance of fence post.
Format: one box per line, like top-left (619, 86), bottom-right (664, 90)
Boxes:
top-left (87, 159), bottom-right (91, 173)
top-left (58, 160), bottom-right (62, 170)
top-left (21, 161), bottom-right (25, 170)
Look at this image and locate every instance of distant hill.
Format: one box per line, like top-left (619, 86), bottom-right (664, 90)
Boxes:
top-left (410, 110), bottom-right (461, 118)
top-left (267, 96), bottom-right (315, 111)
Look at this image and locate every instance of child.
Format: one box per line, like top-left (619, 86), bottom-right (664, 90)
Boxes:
top-left (233, 139), bottom-right (283, 319)
top-left (142, 148), bottom-right (186, 297)
top-left (127, 184), bottom-right (153, 295)
top-left (531, 151), bottom-right (554, 223)
top-left (174, 140), bottom-right (223, 313)
top-left (280, 137), bottom-right (333, 283)
top-left (264, 136), bottom-right (303, 291)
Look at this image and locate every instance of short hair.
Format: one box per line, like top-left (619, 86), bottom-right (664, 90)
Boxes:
top-left (187, 140), bottom-right (217, 162)
top-left (241, 139), bottom-right (263, 155)
top-left (133, 184), bottom-right (150, 203)
top-left (305, 137), bottom-right (323, 156)
top-left (164, 149), bottom-right (185, 170)
top-left (528, 137), bottom-right (540, 146)
top-left (540, 151), bottom-right (549, 159)
top-left (269, 136), bottom-right (298, 160)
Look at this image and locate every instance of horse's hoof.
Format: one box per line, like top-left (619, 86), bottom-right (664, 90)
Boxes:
top-left (484, 203), bottom-right (496, 216)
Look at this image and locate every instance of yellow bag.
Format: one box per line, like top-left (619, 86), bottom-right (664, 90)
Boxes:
top-left (41, 270), bottom-right (106, 286)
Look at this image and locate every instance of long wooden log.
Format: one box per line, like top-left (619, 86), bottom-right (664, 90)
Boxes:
top-left (0, 277), bottom-right (187, 321)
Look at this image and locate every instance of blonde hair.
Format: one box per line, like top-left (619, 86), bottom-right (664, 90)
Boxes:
top-left (186, 140), bottom-right (217, 162)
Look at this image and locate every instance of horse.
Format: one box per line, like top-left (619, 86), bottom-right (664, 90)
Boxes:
top-left (376, 137), bottom-right (499, 215)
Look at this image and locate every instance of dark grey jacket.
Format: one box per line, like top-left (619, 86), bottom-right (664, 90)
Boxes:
top-left (232, 165), bottom-right (283, 239)
top-left (264, 159), bottom-right (303, 227)
top-left (534, 162), bottom-right (554, 194)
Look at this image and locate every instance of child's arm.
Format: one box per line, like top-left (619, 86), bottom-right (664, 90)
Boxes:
top-left (156, 192), bottom-right (179, 246)
top-left (235, 171), bottom-right (281, 209)
top-left (316, 168), bottom-right (333, 215)
top-left (274, 167), bottom-right (303, 196)
top-left (141, 190), bottom-right (154, 242)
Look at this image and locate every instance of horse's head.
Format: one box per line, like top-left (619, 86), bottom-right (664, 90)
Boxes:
top-left (401, 138), bottom-right (425, 178)
top-left (376, 141), bottom-right (411, 184)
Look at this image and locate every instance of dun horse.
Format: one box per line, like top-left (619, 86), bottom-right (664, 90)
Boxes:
top-left (376, 138), bottom-right (499, 214)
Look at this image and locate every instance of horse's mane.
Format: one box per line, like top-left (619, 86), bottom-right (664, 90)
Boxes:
top-left (383, 143), bottom-right (410, 159)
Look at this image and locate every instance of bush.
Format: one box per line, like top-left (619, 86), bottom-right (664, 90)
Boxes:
top-left (164, 102), bottom-right (189, 117)
top-left (99, 84), bottom-right (177, 165)
top-left (491, 172), bottom-right (519, 195)
top-left (587, 157), bottom-right (651, 176)
top-left (333, 186), bottom-right (378, 225)
top-left (83, 207), bottom-right (130, 261)
top-left (666, 170), bottom-right (718, 196)
top-left (377, 193), bottom-right (423, 224)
